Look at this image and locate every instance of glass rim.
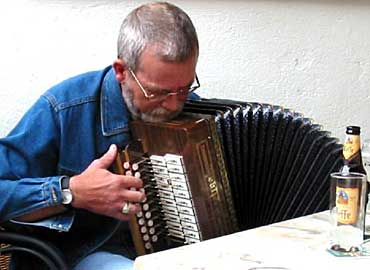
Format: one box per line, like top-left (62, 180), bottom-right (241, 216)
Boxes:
top-left (330, 172), bottom-right (366, 179)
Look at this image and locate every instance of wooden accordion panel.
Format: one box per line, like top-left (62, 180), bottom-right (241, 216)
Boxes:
top-left (114, 113), bottom-right (238, 255)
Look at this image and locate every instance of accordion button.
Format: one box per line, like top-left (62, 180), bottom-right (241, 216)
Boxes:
top-left (132, 163), bottom-right (139, 171)
top-left (140, 226), bottom-right (148, 234)
top-left (138, 218), bottom-right (145, 225)
top-left (142, 234), bottom-right (150, 241)
top-left (151, 235), bottom-right (158, 243)
top-left (142, 203), bottom-right (150, 211)
top-left (144, 242), bottom-right (152, 249)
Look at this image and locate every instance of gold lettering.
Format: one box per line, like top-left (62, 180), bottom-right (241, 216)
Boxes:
top-left (207, 176), bottom-right (220, 200)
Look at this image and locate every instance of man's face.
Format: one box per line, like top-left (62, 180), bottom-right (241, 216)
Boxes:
top-left (121, 83), bottom-right (182, 123)
top-left (120, 48), bottom-right (198, 123)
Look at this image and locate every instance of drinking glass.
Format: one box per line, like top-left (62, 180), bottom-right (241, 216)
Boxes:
top-left (329, 172), bottom-right (367, 252)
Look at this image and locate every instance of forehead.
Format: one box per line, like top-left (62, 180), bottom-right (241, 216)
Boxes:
top-left (136, 48), bottom-right (197, 89)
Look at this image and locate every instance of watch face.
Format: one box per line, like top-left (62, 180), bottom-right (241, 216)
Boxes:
top-left (62, 190), bottom-right (73, 204)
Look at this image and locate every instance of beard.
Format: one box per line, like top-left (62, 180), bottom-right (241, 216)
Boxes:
top-left (121, 83), bottom-right (183, 123)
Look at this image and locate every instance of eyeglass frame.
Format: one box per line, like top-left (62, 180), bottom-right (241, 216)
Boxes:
top-left (128, 68), bottom-right (200, 100)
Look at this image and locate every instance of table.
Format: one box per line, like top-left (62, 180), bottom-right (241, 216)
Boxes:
top-left (133, 211), bottom-right (370, 270)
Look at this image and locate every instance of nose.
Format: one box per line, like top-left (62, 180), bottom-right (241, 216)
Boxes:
top-left (160, 94), bottom-right (184, 112)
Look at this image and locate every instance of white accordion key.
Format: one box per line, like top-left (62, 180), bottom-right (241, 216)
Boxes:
top-left (173, 189), bottom-right (190, 199)
top-left (160, 198), bottom-right (177, 208)
top-left (168, 228), bottom-right (185, 239)
top-left (149, 155), bottom-right (166, 167)
top-left (181, 221), bottom-right (198, 232)
top-left (166, 220), bottom-right (183, 231)
top-left (168, 172), bottom-right (187, 182)
top-left (164, 154), bottom-right (184, 166)
top-left (177, 205), bottom-right (194, 216)
top-left (152, 165), bottom-right (169, 175)
top-left (179, 213), bottom-right (196, 223)
top-left (161, 205), bottom-right (179, 216)
top-left (158, 190), bottom-right (175, 200)
top-left (170, 179), bottom-right (188, 191)
top-left (175, 197), bottom-right (193, 208)
top-left (183, 229), bottom-right (200, 240)
top-left (163, 213), bottom-right (181, 223)
top-left (167, 164), bottom-right (185, 174)
top-left (185, 237), bottom-right (200, 245)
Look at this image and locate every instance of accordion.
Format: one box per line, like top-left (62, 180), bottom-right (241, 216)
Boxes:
top-left (114, 98), bottom-right (343, 255)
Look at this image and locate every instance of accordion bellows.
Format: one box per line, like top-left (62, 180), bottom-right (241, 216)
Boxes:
top-left (115, 98), bottom-right (343, 255)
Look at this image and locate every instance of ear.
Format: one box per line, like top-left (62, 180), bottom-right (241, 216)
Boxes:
top-left (112, 59), bottom-right (127, 83)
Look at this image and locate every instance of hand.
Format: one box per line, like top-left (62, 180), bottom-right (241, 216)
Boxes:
top-left (69, 144), bottom-right (145, 220)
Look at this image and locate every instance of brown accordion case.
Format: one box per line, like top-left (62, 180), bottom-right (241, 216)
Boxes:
top-left (114, 98), bottom-right (343, 255)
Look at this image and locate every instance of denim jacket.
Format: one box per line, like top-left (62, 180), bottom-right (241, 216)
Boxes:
top-left (0, 65), bottom-right (199, 266)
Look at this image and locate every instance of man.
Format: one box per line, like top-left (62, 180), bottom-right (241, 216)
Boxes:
top-left (0, 2), bottom-right (200, 269)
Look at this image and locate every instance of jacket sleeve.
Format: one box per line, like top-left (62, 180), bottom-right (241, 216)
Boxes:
top-left (0, 95), bottom-right (71, 229)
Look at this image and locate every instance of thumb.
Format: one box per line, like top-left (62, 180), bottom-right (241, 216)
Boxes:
top-left (94, 144), bottom-right (118, 169)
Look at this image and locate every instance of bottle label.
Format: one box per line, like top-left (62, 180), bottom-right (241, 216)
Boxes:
top-left (343, 135), bottom-right (360, 160)
top-left (336, 186), bottom-right (359, 224)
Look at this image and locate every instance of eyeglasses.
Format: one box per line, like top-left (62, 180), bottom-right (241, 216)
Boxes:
top-left (128, 68), bottom-right (200, 101)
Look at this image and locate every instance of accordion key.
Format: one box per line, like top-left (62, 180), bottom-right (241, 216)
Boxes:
top-left (114, 113), bottom-right (238, 255)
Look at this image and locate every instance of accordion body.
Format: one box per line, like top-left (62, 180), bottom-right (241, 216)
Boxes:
top-left (114, 98), bottom-right (343, 255)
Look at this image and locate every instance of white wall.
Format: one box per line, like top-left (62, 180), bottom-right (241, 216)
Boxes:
top-left (0, 0), bottom-right (369, 141)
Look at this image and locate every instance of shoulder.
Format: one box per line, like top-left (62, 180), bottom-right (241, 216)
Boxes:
top-left (42, 66), bottom-right (113, 111)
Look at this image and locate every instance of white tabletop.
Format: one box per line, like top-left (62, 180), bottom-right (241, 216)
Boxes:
top-left (133, 211), bottom-right (370, 270)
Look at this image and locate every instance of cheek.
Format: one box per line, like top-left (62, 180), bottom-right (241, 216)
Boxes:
top-left (177, 95), bottom-right (188, 102)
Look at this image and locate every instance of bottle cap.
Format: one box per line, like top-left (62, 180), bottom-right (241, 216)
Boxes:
top-left (346, 126), bottom-right (361, 135)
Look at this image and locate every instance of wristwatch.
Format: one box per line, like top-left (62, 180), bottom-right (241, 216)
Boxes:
top-left (60, 176), bottom-right (73, 206)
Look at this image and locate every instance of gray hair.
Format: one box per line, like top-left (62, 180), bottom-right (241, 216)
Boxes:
top-left (117, 2), bottom-right (199, 71)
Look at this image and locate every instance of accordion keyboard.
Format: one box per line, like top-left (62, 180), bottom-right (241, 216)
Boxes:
top-left (122, 153), bottom-right (202, 254)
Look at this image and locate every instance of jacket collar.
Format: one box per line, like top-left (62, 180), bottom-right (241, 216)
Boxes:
top-left (100, 67), bottom-right (131, 136)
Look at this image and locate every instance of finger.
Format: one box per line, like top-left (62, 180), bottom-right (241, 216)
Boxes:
top-left (93, 144), bottom-right (118, 169)
top-left (124, 189), bottom-right (146, 203)
top-left (120, 175), bottom-right (144, 189)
